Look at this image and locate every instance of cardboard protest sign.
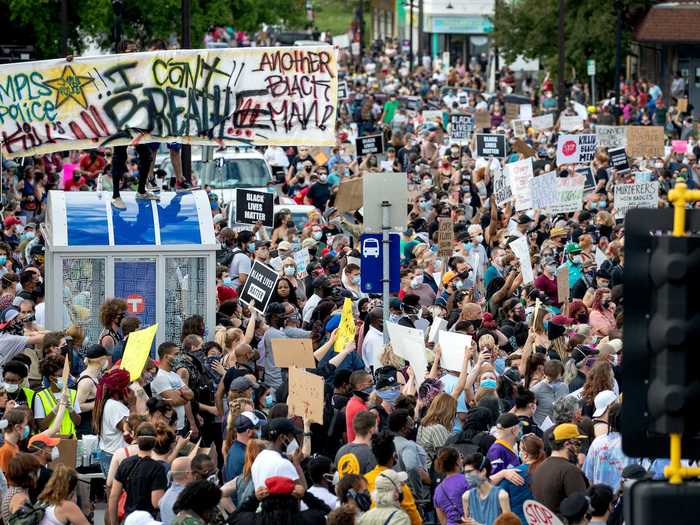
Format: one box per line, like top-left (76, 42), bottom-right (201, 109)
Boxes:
top-left (626, 126), bottom-right (664, 158)
top-left (530, 171), bottom-right (559, 209)
top-left (678, 98), bottom-right (688, 113)
top-left (560, 115), bottom-right (584, 132)
top-left (121, 324), bottom-right (159, 381)
top-left (523, 500), bottom-right (565, 525)
top-left (386, 322), bottom-right (428, 385)
top-left (310, 147), bottom-right (329, 166)
top-left (557, 266), bottom-right (569, 303)
top-left (505, 158), bottom-right (534, 211)
top-left (608, 147), bottom-right (630, 173)
top-left (334, 177), bottom-right (363, 212)
top-left (505, 102), bottom-right (520, 122)
top-left (494, 169), bottom-right (513, 207)
top-left (548, 175), bottom-right (585, 215)
top-left (235, 189), bottom-right (274, 227)
top-left (475, 133), bottom-right (507, 158)
top-left (672, 140), bottom-right (689, 154)
top-left (556, 134), bottom-right (596, 165)
top-left (288, 367), bottom-right (324, 423)
top-left (334, 298), bottom-right (355, 352)
top-left (513, 139), bottom-right (536, 158)
top-left (437, 218), bottom-right (454, 257)
top-left (511, 119), bottom-right (527, 138)
top-left (272, 339), bottom-right (316, 369)
top-left (0, 46), bottom-right (338, 158)
top-left (475, 111), bottom-right (491, 130)
top-left (355, 134), bottom-right (384, 156)
top-left (449, 114), bottom-right (474, 143)
top-left (614, 181), bottom-right (659, 218)
top-left (531, 113), bottom-right (554, 130)
top-left (519, 104), bottom-right (533, 121)
top-left (438, 331), bottom-right (471, 372)
top-left (338, 80), bottom-right (348, 100)
top-left (239, 261), bottom-right (279, 314)
top-left (509, 236), bottom-right (534, 284)
top-left (596, 125), bottom-right (627, 149)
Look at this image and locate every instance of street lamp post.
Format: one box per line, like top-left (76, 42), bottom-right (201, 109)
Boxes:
top-left (112, 0), bottom-right (123, 52)
top-left (613, 0), bottom-right (623, 103)
top-left (181, 0), bottom-right (192, 185)
top-left (557, 0), bottom-right (566, 112)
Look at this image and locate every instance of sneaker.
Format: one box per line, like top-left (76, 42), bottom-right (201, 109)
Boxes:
top-left (111, 197), bottom-right (126, 210)
top-left (136, 191), bottom-right (160, 201)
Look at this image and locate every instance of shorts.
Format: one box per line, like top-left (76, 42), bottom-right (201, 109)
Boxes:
top-left (167, 143), bottom-right (182, 152)
top-left (97, 449), bottom-right (113, 477)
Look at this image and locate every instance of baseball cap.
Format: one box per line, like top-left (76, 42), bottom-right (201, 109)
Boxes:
top-left (0, 308), bottom-right (19, 330)
top-left (497, 413), bottom-right (520, 430)
top-left (28, 434), bottom-right (60, 450)
top-left (553, 423), bottom-right (587, 441)
top-left (550, 314), bottom-right (574, 326)
top-left (549, 226), bottom-right (567, 238)
top-left (278, 241), bottom-right (291, 251)
top-left (213, 214), bottom-right (226, 225)
top-left (230, 376), bottom-right (259, 391)
top-left (515, 214), bottom-right (533, 224)
top-left (565, 242), bottom-right (582, 254)
top-left (375, 470), bottom-right (408, 495)
top-left (85, 344), bottom-right (108, 359)
top-left (301, 238), bottom-right (317, 249)
top-left (592, 390), bottom-right (617, 417)
top-left (375, 366), bottom-right (399, 390)
top-left (559, 492), bottom-right (589, 522)
top-left (3, 216), bottom-right (21, 228)
top-left (265, 476), bottom-right (295, 495)
top-left (442, 271), bottom-right (457, 286)
top-left (268, 417), bottom-right (303, 438)
top-left (234, 411), bottom-right (261, 433)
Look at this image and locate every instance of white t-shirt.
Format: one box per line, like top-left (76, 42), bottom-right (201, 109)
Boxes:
top-left (99, 399), bottom-right (130, 454)
top-left (308, 485), bottom-right (339, 509)
top-left (251, 449), bottom-right (298, 489)
top-left (150, 368), bottom-right (186, 430)
top-left (33, 389), bottom-right (81, 419)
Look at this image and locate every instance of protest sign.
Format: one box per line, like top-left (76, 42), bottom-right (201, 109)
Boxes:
top-left (519, 104), bottom-right (533, 121)
top-left (475, 133), bottom-right (507, 157)
top-left (511, 119), bottom-right (527, 138)
top-left (423, 110), bottom-right (444, 124)
top-left (310, 147), bottom-right (329, 166)
top-left (386, 322), bottom-right (428, 385)
top-left (235, 189), bottom-right (274, 227)
top-left (438, 331), bottom-right (471, 372)
top-left (288, 367), bottom-right (324, 423)
top-left (334, 177), bottom-right (363, 212)
top-left (678, 98), bottom-right (688, 113)
top-left (635, 171), bottom-right (652, 183)
top-left (505, 158), bottom-right (534, 211)
top-left (626, 126), bottom-right (664, 158)
top-left (608, 147), bottom-right (630, 173)
top-left (614, 181), bottom-right (659, 218)
top-left (294, 249), bottom-right (310, 278)
top-left (557, 266), bottom-right (569, 303)
top-left (338, 80), bottom-right (348, 100)
top-left (547, 175), bottom-right (585, 215)
top-left (595, 247), bottom-right (607, 268)
top-left (513, 139), bottom-right (536, 158)
top-left (523, 500), bottom-right (564, 525)
top-left (494, 169), bottom-right (513, 207)
top-left (355, 134), bottom-right (384, 156)
top-left (596, 125), bottom-right (627, 149)
top-left (0, 46), bottom-right (338, 158)
top-left (239, 261), bottom-right (279, 314)
top-left (531, 113), bottom-right (554, 130)
top-left (530, 171), bottom-right (558, 209)
top-left (505, 102), bottom-right (520, 122)
top-left (576, 166), bottom-right (596, 192)
top-left (272, 339), bottom-right (316, 369)
top-left (556, 134), bottom-right (596, 165)
top-left (437, 218), bottom-right (454, 257)
top-left (268, 257), bottom-right (283, 272)
top-left (560, 115), bottom-right (584, 132)
top-left (449, 114), bottom-right (474, 143)
top-left (509, 236), bottom-right (534, 284)
top-left (475, 111), bottom-right (491, 130)
top-left (121, 324), bottom-right (158, 381)
top-left (428, 317), bottom-right (447, 344)
top-left (672, 140), bottom-right (689, 154)
top-left (334, 298), bottom-right (355, 352)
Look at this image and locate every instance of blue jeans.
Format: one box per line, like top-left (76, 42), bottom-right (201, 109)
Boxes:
top-left (97, 449), bottom-right (113, 477)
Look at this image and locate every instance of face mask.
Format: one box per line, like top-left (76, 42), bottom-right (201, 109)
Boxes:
top-left (223, 277), bottom-right (234, 286)
top-left (419, 200), bottom-right (432, 210)
top-left (142, 372), bottom-right (154, 385)
top-left (0, 256), bottom-right (7, 265)
top-left (352, 275), bottom-right (361, 285)
top-left (377, 386), bottom-right (401, 404)
top-left (313, 231), bottom-right (323, 241)
top-left (422, 179), bottom-right (432, 187)
top-left (465, 472), bottom-right (482, 487)
top-left (21, 232), bottom-right (34, 241)
top-left (50, 447), bottom-right (60, 461)
top-left (265, 394), bottom-right (274, 408)
top-left (284, 266), bottom-right (296, 276)
top-left (21, 424), bottom-right (30, 440)
top-left (207, 474), bottom-right (220, 487)
top-left (319, 175), bottom-right (328, 183)
top-left (572, 255), bottom-right (582, 264)
top-left (454, 280), bottom-right (464, 290)
top-left (55, 379), bottom-right (65, 390)
top-left (286, 436), bottom-right (299, 456)
top-left (4, 382), bottom-right (18, 393)
top-left (473, 234), bottom-right (484, 244)
top-left (480, 378), bottom-right (497, 389)
top-left (247, 243), bottom-right (256, 253)
top-left (410, 275), bottom-right (423, 288)
top-left (354, 491), bottom-right (372, 512)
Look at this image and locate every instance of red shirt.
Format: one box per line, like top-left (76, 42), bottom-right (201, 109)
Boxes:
top-left (345, 395), bottom-right (368, 443)
top-left (64, 176), bottom-right (87, 191)
top-left (534, 273), bottom-right (559, 305)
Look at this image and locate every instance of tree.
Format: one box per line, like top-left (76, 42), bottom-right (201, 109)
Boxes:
top-left (492, 0), bottom-right (653, 94)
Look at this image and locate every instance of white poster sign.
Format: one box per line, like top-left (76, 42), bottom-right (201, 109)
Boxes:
top-left (614, 181), bottom-right (659, 218)
top-left (556, 134), bottom-right (597, 165)
top-left (530, 171), bottom-right (559, 209)
top-left (438, 331), bottom-right (471, 372)
top-left (509, 235), bottom-right (534, 285)
top-left (505, 158), bottom-right (534, 211)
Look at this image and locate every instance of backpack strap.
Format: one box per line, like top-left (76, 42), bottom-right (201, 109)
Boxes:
top-left (382, 511), bottom-right (398, 525)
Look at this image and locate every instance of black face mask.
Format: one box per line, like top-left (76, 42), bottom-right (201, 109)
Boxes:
top-left (352, 490), bottom-right (372, 512)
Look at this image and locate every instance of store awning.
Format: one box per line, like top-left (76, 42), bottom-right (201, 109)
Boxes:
top-left (635, 2), bottom-right (700, 44)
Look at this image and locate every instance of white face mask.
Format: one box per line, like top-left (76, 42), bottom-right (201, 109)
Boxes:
top-left (473, 234), bottom-right (484, 244)
top-left (3, 382), bottom-right (18, 393)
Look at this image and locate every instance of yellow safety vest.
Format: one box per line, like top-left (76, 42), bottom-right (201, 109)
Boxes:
top-left (36, 388), bottom-right (77, 437)
top-left (22, 388), bottom-right (35, 409)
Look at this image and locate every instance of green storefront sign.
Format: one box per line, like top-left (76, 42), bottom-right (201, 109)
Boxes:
top-left (424, 15), bottom-right (493, 34)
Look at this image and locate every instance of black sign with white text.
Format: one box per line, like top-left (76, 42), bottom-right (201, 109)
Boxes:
top-left (236, 189), bottom-right (274, 228)
top-left (475, 133), bottom-right (507, 158)
top-left (338, 81), bottom-right (348, 100)
top-left (450, 114), bottom-right (474, 143)
top-left (355, 134), bottom-right (384, 156)
top-left (608, 147), bottom-right (630, 173)
top-left (239, 261), bottom-right (279, 314)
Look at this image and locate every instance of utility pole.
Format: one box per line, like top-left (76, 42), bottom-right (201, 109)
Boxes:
top-left (112, 0), bottom-right (123, 52)
top-left (557, 0), bottom-right (566, 112)
top-left (613, 0), bottom-right (623, 103)
top-left (417, 0), bottom-right (423, 65)
top-left (408, 0), bottom-right (413, 71)
top-left (181, 0), bottom-right (192, 185)
top-left (60, 0), bottom-right (68, 56)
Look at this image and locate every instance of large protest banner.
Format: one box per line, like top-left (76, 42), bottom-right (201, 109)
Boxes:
top-left (547, 175), bottom-right (585, 215)
top-left (614, 181), bottom-right (659, 218)
top-left (0, 46), bottom-right (338, 157)
top-left (505, 158), bottom-right (534, 211)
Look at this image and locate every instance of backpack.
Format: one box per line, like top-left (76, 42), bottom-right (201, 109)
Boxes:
top-left (8, 501), bottom-right (48, 525)
top-left (217, 246), bottom-right (242, 268)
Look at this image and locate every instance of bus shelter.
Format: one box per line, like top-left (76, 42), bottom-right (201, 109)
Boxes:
top-left (43, 190), bottom-right (217, 346)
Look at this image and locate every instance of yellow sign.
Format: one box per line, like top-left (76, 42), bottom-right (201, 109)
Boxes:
top-left (120, 324), bottom-right (158, 382)
top-left (334, 298), bottom-right (355, 353)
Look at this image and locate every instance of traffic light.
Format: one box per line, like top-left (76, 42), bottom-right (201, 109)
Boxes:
top-left (622, 208), bottom-right (700, 459)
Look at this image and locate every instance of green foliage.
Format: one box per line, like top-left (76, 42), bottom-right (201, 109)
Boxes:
top-left (2, 0), bottom-right (306, 59)
top-left (492, 0), bottom-right (654, 90)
